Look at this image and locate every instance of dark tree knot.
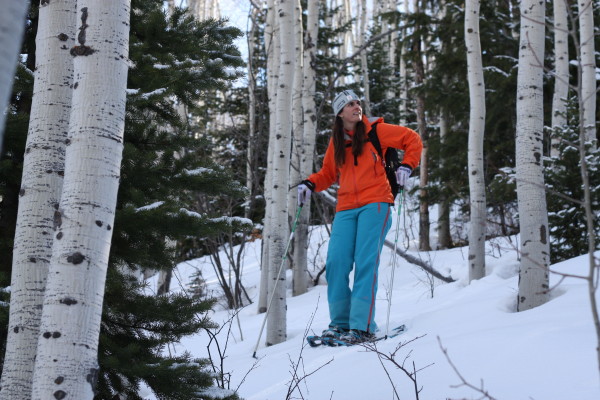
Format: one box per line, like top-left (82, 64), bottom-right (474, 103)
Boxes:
top-left (60, 297), bottom-right (78, 306)
top-left (67, 252), bottom-right (85, 265)
top-left (53, 390), bottom-right (67, 400)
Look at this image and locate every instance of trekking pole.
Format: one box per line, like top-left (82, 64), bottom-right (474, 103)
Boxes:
top-left (384, 189), bottom-right (404, 338)
top-left (252, 204), bottom-right (303, 358)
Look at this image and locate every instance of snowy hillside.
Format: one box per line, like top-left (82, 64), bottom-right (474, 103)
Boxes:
top-left (146, 213), bottom-right (599, 400)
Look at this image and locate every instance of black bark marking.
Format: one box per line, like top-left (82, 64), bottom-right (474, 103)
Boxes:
top-left (56, 232), bottom-right (63, 240)
top-left (106, 224), bottom-right (111, 231)
top-left (29, 257), bottom-right (36, 263)
top-left (87, 368), bottom-right (99, 392)
top-left (55, 376), bottom-right (64, 384)
top-left (67, 252), bottom-right (85, 265)
top-left (43, 332), bottom-right (52, 339)
top-left (520, 296), bottom-right (526, 303)
top-left (53, 211), bottom-right (62, 230)
top-left (73, 82), bottom-right (78, 89)
top-left (60, 297), bottom-right (78, 305)
top-left (41, 0), bottom-right (50, 5)
top-left (71, 7), bottom-right (95, 56)
top-left (19, 188), bottom-right (25, 197)
top-left (53, 390), bottom-right (67, 399)
top-left (13, 326), bottom-right (19, 333)
top-left (57, 33), bottom-right (68, 41)
top-left (52, 331), bottom-right (61, 338)
top-left (95, 220), bottom-right (103, 227)
top-left (540, 224), bottom-right (547, 244)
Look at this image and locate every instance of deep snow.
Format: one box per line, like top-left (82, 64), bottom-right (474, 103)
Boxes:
top-left (144, 206), bottom-right (599, 400)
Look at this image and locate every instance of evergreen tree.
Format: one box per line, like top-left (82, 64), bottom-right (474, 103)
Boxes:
top-left (546, 102), bottom-right (599, 263)
top-left (0, 1), bottom-right (248, 398)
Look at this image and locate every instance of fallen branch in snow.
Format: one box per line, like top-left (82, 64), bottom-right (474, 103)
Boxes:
top-left (384, 239), bottom-right (455, 283)
top-left (437, 336), bottom-right (498, 400)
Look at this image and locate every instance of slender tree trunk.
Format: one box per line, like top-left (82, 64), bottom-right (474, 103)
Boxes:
top-left (290, 0), bottom-right (308, 296)
top-left (399, 0), bottom-right (410, 123)
top-left (577, 0), bottom-right (596, 145)
top-left (0, 0), bottom-right (30, 153)
top-left (30, 2), bottom-right (131, 399)
top-left (359, 0), bottom-right (371, 115)
top-left (515, 0), bottom-right (549, 312)
top-left (0, 2), bottom-right (75, 398)
top-left (414, 0), bottom-right (430, 251)
top-left (246, 3), bottom-right (261, 220)
top-left (438, 92), bottom-right (452, 249)
top-left (258, 0), bottom-right (278, 314)
top-left (550, 0), bottom-right (569, 157)
top-left (266, 0), bottom-right (295, 346)
top-left (293, 0), bottom-right (320, 297)
top-left (465, 0), bottom-right (486, 282)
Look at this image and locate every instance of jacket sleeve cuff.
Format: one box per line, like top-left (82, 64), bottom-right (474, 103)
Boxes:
top-left (301, 179), bottom-right (316, 191)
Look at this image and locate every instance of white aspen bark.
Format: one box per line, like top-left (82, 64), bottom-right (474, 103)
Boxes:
top-left (386, 0), bottom-right (397, 100)
top-left (359, 0), bottom-right (371, 115)
top-left (245, 4), bottom-right (261, 219)
top-left (399, 0), bottom-right (409, 123)
top-left (287, 0), bottom-right (303, 219)
top-left (293, 0), bottom-right (320, 297)
top-left (266, 0), bottom-right (295, 346)
top-left (577, 0), bottom-right (596, 145)
top-left (30, 2), bottom-right (131, 399)
top-left (258, 0), bottom-right (278, 314)
top-left (0, 2), bottom-right (75, 398)
top-left (290, 0), bottom-right (308, 297)
top-left (515, 0), bottom-right (549, 312)
top-left (550, 0), bottom-right (569, 157)
top-left (465, 0), bottom-right (486, 282)
top-left (0, 0), bottom-right (30, 153)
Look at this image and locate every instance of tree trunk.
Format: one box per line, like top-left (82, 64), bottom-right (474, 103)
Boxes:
top-left (359, 0), bottom-right (371, 115)
top-left (399, 0), bottom-right (409, 123)
top-left (30, 2), bottom-right (131, 399)
top-left (265, 0), bottom-right (295, 347)
top-left (290, 0), bottom-right (308, 296)
top-left (414, 0), bottom-right (430, 251)
top-left (515, 0), bottom-right (549, 312)
top-left (438, 93), bottom-right (452, 249)
top-left (550, 0), bottom-right (569, 157)
top-left (258, 0), bottom-right (278, 314)
top-left (245, 4), bottom-right (261, 220)
top-left (0, 0), bottom-right (30, 153)
top-left (465, 0), bottom-right (486, 282)
top-left (0, 2), bottom-right (75, 398)
top-left (577, 0), bottom-right (596, 145)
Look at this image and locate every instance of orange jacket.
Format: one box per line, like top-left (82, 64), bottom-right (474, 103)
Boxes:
top-left (307, 115), bottom-right (423, 212)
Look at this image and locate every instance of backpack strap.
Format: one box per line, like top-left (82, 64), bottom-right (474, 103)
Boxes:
top-left (367, 122), bottom-right (383, 160)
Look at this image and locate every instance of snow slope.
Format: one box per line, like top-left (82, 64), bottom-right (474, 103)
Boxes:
top-left (149, 216), bottom-right (599, 400)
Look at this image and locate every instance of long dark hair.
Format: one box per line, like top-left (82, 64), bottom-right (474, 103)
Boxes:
top-left (332, 116), bottom-right (367, 167)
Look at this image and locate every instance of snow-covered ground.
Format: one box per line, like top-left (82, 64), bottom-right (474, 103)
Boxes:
top-left (145, 205), bottom-right (599, 400)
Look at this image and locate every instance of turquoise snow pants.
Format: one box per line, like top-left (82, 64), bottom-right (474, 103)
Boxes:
top-left (325, 202), bottom-right (392, 333)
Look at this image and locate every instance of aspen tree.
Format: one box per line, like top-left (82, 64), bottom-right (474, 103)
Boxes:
top-left (30, 1), bottom-right (131, 398)
top-left (359, 0), bottom-right (371, 115)
top-left (465, 0), bottom-right (486, 281)
top-left (293, 0), bottom-right (321, 297)
top-left (289, 0), bottom-right (309, 296)
top-left (258, 0), bottom-right (278, 314)
top-left (515, 0), bottom-right (549, 311)
top-left (1, 2), bottom-right (75, 398)
top-left (266, 0), bottom-right (295, 346)
top-left (550, 0), bottom-right (569, 157)
top-left (0, 0), bottom-right (30, 152)
top-left (577, 0), bottom-right (596, 145)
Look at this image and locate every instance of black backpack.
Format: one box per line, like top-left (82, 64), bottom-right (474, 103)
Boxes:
top-left (368, 123), bottom-right (402, 199)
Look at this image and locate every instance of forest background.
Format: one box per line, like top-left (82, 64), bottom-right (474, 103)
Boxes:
top-left (0, 0), bottom-right (598, 399)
